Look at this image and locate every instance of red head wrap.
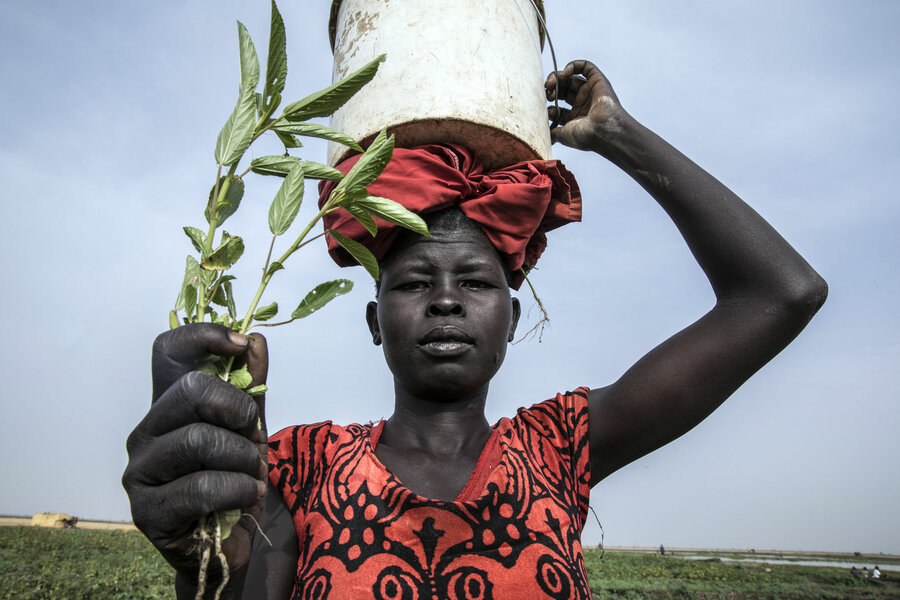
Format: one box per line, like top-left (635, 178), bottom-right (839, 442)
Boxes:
top-left (318, 144), bottom-right (581, 290)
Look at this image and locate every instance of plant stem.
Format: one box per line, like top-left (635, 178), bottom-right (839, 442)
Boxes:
top-left (195, 516), bottom-right (211, 600)
top-left (199, 163), bottom-right (239, 323)
top-left (237, 207), bottom-right (329, 333)
top-left (208, 164), bottom-right (224, 247)
top-left (252, 318), bottom-right (296, 328)
top-left (213, 516), bottom-right (229, 600)
top-left (262, 234), bottom-right (277, 277)
top-left (514, 269), bottom-right (551, 343)
top-left (293, 231), bottom-right (326, 252)
top-left (250, 103), bottom-right (280, 145)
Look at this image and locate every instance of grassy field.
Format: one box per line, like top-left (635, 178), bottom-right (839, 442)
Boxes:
top-left (0, 526), bottom-right (172, 599)
top-left (1, 526), bottom-right (898, 599)
top-left (584, 549), bottom-right (899, 599)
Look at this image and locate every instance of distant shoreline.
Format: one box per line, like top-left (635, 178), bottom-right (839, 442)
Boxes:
top-left (598, 546), bottom-right (900, 560)
top-left (0, 516), bottom-right (137, 531)
top-left (2, 515), bottom-right (895, 559)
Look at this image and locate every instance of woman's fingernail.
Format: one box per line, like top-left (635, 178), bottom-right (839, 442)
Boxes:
top-left (228, 331), bottom-right (248, 346)
top-left (257, 480), bottom-right (266, 497)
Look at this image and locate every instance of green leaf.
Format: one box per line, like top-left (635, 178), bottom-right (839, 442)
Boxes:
top-left (349, 194), bottom-right (429, 237)
top-left (253, 301), bottom-right (278, 322)
top-left (268, 163), bottom-right (305, 235)
top-left (276, 130), bottom-right (302, 149)
top-left (214, 22), bottom-right (261, 166)
top-left (183, 285), bottom-right (198, 319)
top-left (175, 255), bottom-right (202, 314)
top-left (291, 279), bottom-right (355, 319)
top-left (266, 261), bottom-right (285, 277)
top-left (201, 233), bottom-right (245, 271)
top-left (247, 384), bottom-right (268, 397)
top-left (263, 0), bottom-right (287, 111)
top-left (219, 508), bottom-right (242, 541)
top-left (224, 280), bottom-right (237, 320)
top-left (199, 267), bottom-right (217, 287)
top-left (345, 204), bottom-right (378, 237)
top-left (210, 284), bottom-right (228, 307)
top-left (228, 365), bottom-right (253, 389)
top-left (270, 121), bottom-right (363, 152)
top-left (213, 311), bottom-right (231, 326)
top-left (333, 130), bottom-right (393, 198)
top-left (183, 227), bottom-right (206, 254)
top-left (183, 286), bottom-right (197, 323)
top-left (250, 155), bottom-right (301, 177)
top-left (327, 229), bottom-right (379, 280)
top-left (300, 161), bottom-right (344, 181)
top-left (197, 362), bottom-right (220, 377)
top-left (254, 92), bottom-right (264, 119)
top-left (205, 176), bottom-right (245, 228)
top-left (282, 54), bottom-right (385, 120)
top-left (169, 310), bottom-right (180, 330)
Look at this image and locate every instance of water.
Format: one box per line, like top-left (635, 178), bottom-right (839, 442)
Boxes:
top-left (680, 554), bottom-right (894, 571)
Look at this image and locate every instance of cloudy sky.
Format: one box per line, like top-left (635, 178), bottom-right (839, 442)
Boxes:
top-left (1, 1), bottom-right (897, 555)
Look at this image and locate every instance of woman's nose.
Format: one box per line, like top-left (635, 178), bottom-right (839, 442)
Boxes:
top-left (427, 285), bottom-right (465, 316)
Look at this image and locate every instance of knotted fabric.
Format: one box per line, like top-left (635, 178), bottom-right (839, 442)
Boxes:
top-left (318, 144), bottom-right (581, 289)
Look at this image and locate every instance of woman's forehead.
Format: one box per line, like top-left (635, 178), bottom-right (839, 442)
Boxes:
top-left (381, 226), bottom-right (510, 275)
top-left (387, 233), bottom-right (501, 267)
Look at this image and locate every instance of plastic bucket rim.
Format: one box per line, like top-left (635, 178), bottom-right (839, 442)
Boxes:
top-left (327, 0), bottom-right (547, 51)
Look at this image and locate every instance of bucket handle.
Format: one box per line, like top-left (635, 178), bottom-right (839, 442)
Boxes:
top-left (525, 0), bottom-right (562, 129)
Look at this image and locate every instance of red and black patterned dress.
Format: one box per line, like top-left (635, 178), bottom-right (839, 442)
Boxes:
top-left (268, 388), bottom-right (592, 600)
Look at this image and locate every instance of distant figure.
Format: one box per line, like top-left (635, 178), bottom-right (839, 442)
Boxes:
top-left (659, 544), bottom-right (665, 556)
top-left (863, 567), bottom-right (870, 578)
top-left (850, 566), bottom-right (860, 578)
top-left (873, 566), bottom-right (881, 579)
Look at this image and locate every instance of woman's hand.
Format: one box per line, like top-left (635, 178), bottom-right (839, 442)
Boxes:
top-left (545, 59), bottom-right (629, 152)
top-left (122, 323), bottom-right (269, 597)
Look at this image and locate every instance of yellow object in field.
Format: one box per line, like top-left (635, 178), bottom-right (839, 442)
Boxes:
top-left (31, 512), bottom-right (78, 529)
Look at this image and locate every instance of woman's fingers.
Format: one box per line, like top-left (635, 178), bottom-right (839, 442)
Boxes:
top-left (126, 422), bottom-right (266, 486)
top-left (131, 372), bottom-right (260, 444)
top-left (244, 333), bottom-right (269, 388)
top-left (126, 469), bottom-right (264, 569)
top-left (546, 59), bottom-right (626, 150)
top-left (546, 60), bottom-right (614, 110)
top-left (152, 323), bottom-right (250, 403)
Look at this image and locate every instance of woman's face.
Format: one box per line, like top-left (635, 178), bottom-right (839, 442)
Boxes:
top-left (367, 228), bottom-right (520, 402)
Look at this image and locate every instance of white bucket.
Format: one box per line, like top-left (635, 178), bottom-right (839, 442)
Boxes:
top-left (327, 0), bottom-right (551, 169)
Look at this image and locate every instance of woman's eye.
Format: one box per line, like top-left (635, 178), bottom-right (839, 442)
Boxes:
top-left (462, 279), bottom-right (490, 289)
top-left (398, 281), bottom-right (428, 291)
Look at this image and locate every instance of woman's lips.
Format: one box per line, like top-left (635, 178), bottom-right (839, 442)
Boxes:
top-left (418, 326), bottom-right (474, 356)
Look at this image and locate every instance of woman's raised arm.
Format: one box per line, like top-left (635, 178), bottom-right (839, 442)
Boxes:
top-left (546, 60), bottom-right (827, 486)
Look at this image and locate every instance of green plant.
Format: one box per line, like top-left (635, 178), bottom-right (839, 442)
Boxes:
top-left (168, 2), bottom-right (426, 597)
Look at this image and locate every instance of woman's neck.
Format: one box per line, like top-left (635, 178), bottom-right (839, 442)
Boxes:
top-left (380, 384), bottom-right (492, 459)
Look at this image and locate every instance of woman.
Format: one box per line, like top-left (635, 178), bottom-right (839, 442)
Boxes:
top-left (123, 61), bottom-right (827, 599)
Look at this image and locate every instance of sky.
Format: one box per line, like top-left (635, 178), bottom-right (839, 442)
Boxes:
top-left (1, 0), bottom-right (898, 555)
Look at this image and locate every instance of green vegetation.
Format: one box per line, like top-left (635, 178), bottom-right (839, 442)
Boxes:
top-left (0, 526), bottom-right (173, 599)
top-left (2, 526), bottom-right (898, 599)
top-left (584, 549), bottom-right (900, 599)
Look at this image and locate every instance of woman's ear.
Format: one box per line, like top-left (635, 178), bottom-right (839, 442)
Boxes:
top-left (508, 297), bottom-right (521, 342)
top-left (366, 301), bottom-right (382, 345)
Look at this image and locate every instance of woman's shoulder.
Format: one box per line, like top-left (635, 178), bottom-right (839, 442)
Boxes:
top-left (268, 419), bottom-right (378, 458)
top-left (505, 387), bottom-right (590, 428)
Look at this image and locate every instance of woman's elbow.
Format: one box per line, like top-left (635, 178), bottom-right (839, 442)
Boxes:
top-left (781, 268), bottom-right (828, 324)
